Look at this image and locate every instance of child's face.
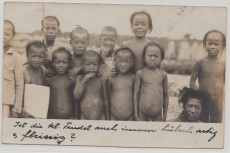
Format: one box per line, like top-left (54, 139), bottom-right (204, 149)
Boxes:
top-left (52, 52), bottom-right (70, 74)
top-left (42, 19), bottom-right (59, 41)
top-left (27, 46), bottom-right (46, 68)
top-left (205, 32), bottom-right (224, 57)
top-left (4, 22), bottom-right (14, 47)
top-left (82, 55), bottom-right (100, 74)
top-left (115, 50), bottom-right (134, 73)
top-left (100, 31), bottom-right (116, 51)
top-left (145, 46), bottom-right (162, 68)
top-left (70, 32), bottom-right (88, 55)
top-left (132, 14), bottom-right (149, 38)
top-left (183, 98), bottom-right (202, 121)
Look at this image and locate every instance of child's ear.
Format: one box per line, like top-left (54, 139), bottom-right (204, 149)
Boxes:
top-left (70, 40), bottom-right (72, 45)
top-left (131, 59), bottom-right (135, 66)
top-left (41, 28), bottom-right (43, 32)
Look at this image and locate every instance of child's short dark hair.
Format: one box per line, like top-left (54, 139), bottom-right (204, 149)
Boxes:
top-left (142, 41), bottom-right (164, 69)
top-left (82, 50), bottom-right (103, 65)
top-left (70, 26), bottom-right (89, 41)
top-left (41, 16), bottom-right (60, 27)
top-left (130, 10), bottom-right (153, 33)
top-left (114, 47), bottom-right (135, 59)
top-left (4, 20), bottom-right (15, 36)
top-left (100, 26), bottom-right (117, 39)
top-left (26, 40), bottom-right (47, 54)
top-left (203, 30), bottom-right (226, 48)
top-left (178, 87), bottom-right (211, 114)
top-left (52, 47), bottom-right (72, 62)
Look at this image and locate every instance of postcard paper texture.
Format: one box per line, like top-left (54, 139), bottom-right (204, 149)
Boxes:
top-left (1, 2), bottom-right (227, 148)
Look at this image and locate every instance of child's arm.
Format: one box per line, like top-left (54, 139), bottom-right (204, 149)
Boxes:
top-left (68, 67), bottom-right (82, 81)
top-left (189, 60), bottom-right (201, 90)
top-left (73, 73), bottom-right (95, 100)
top-left (11, 55), bottom-right (24, 118)
top-left (102, 79), bottom-right (109, 120)
top-left (107, 78), bottom-right (112, 120)
top-left (162, 73), bottom-right (169, 122)
top-left (134, 70), bottom-right (142, 121)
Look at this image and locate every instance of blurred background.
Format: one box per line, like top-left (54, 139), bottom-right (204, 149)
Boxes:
top-left (5, 2), bottom-right (226, 120)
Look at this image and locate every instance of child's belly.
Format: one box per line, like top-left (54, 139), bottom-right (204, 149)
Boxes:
top-left (139, 92), bottom-right (163, 118)
top-left (49, 90), bottom-right (74, 119)
top-left (110, 91), bottom-right (133, 120)
top-left (80, 98), bottom-right (104, 120)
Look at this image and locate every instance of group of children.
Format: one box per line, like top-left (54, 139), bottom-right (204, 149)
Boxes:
top-left (3, 10), bottom-right (226, 123)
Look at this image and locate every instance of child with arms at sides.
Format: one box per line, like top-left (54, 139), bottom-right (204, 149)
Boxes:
top-left (45, 47), bottom-right (76, 119)
top-left (3, 20), bottom-right (23, 118)
top-left (74, 51), bottom-right (109, 120)
top-left (134, 42), bottom-right (169, 121)
top-left (121, 10), bottom-right (153, 73)
top-left (190, 30), bottom-right (226, 123)
top-left (107, 47), bottom-right (135, 121)
top-left (21, 40), bottom-right (47, 118)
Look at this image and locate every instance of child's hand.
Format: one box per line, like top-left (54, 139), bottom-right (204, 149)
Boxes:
top-left (68, 67), bottom-right (82, 81)
top-left (161, 115), bottom-right (167, 122)
top-left (101, 46), bottom-right (110, 58)
top-left (11, 111), bottom-right (20, 118)
top-left (82, 73), bottom-right (96, 83)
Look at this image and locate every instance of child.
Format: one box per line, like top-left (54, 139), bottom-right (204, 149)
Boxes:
top-left (98, 26), bottom-right (117, 79)
top-left (45, 47), bottom-right (75, 119)
top-left (121, 10), bottom-right (152, 73)
top-left (107, 47), bottom-right (135, 121)
top-left (190, 30), bottom-right (226, 123)
top-left (134, 42), bottom-right (169, 121)
top-left (3, 20), bottom-right (24, 118)
top-left (170, 87), bottom-right (211, 123)
top-left (74, 51), bottom-right (109, 120)
top-left (68, 26), bottom-right (89, 79)
top-left (21, 40), bottom-right (47, 118)
top-left (41, 16), bottom-right (62, 68)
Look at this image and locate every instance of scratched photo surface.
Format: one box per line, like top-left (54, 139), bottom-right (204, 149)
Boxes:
top-left (1, 2), bottom-right (226, 148)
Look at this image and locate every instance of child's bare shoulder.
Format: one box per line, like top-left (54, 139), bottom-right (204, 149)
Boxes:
top-left (158, 69), bottom-right (168, 78)
top-left (121, 39), bottom-right (136, 47)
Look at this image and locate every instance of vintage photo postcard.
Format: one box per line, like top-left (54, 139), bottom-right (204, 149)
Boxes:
top-left (1, 2), bottom-right (227, 148)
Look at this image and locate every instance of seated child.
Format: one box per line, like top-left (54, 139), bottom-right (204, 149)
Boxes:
top-left (169, 87), bottom-right (211, 123)
top-left (189, 30), bottom-right (226, 123)
top-left (3, 20), bottom-right (23, 118)
top-left (45, 47), bottom-right (75, 119)
top-left (74, 51), bottom-right (109, 120)
top-left (107, 47), bottom-right (135, 121)
top-left (21, 40), bottom-right (47, 118)
top-left (68, 26), bottom-right (89, 79)
top-left (98, 26), bottom-right (117, 79)
top-left (134, 42), bottom-right (169, 121)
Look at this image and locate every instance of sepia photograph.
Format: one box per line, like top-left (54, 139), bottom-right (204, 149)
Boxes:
top-left (1, 1), bottom-right (227, 149)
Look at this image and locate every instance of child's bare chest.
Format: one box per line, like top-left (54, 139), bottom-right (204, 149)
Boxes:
top-left (28, 69), bottom-right (45, 85)
top-left (112, 77), bottom-right (134, 91)
top-left (84, 78), bottom-right (103, 93)
top-left (49, 77), bottom-right (73, 90)
top-left (142, 71), bottom-right (163, 86)
top-left (200, 61), bottom-right (225, 78)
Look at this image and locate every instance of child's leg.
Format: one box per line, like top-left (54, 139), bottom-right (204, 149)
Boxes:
top-left (152, 113), bottom-right (162, 122)
top-left (139, 110), bottom-right (147, 121)
top-left (2, 104), bottom-right (10, 118)
top-left (99, 113), bottom-right (106, 120)
top-left (128, 114), bottom-right (134, 121)
top-left (80, 112), bottom-right (87, 120)
top-left (110, 114), bottom-right (116, 121)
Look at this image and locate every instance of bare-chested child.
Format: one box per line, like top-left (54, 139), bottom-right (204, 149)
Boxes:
top-left (134, 42), bottom-right (169, 121)
top-left (121, 10), bottom-right (152, 73)
top-left (21, 41), bottom-right (47, 118)
top-left (45, 47), bottom-right (75, 119)
top-left (190, 30), bottom-right (226, 123)
top-left (107, 47), bottom-right (135, 121)
top-left (74, 51), bottom-right (109, 120)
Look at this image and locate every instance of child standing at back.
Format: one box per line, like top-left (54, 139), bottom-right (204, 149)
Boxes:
top-left (107, 47), bottom-right (135, 121)
top-left (134, 42), bottom-right (169, 121)
top-left (121, 10), bottom-right (152, 73)
top-left (45, 47), bottom-right (76, 119)
top-left (98, 26), bottom-right (117, 79)
top-left (3, 20), bottom-right (24, 118)
top-left (74, 51), bottom-right (109, 120)
top-left (68, 26), bottom-right (89, 79)
top-left (190, 30), bottom-right (226, 123)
